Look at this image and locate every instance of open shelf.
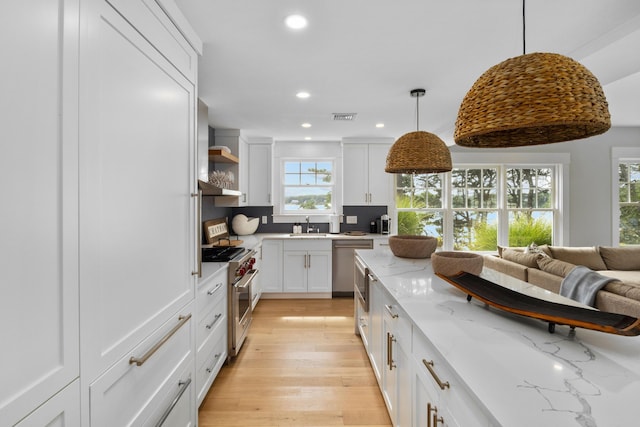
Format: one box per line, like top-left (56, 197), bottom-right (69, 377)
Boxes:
top-left (198, 180), bottom-right (242, 196)
top-left (209, 149), bottom-right (238, 163)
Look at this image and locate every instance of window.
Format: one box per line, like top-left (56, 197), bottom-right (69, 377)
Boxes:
top-left (395, 165), bottom-right (558, 251)
top-left (282, 160), bottom-right (334, 213)
top-left (618, 161), bottom-right (640, 245)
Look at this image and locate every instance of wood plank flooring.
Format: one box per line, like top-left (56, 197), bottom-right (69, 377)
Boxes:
top-left (198, 298), bottom-right (392, 427)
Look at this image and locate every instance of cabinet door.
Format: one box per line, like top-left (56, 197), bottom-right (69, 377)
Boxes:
top-left (368, 282), bottom-right (383, 383)
top-left (367, 144), bottom-right (392, 206)
top-left (342, 144), bottom-right (369, 205)
top-left (261, 240), bottom-right (283, 292)
top-left (248, 144), bottom-right (272, 206)
top-left (306, 251), bottom-right (332, 292)
top-left (382, 316), bottom-right (398, 422)
top-left (283, 251), bottom-right (308, 292)
top-left (14, 380), bottom-right (80, 427)
top-left (78, 1), bottom-right (196, 381)
top-left (0, 1), bottom-right (80, 424)
top-left (251, 243), bottom-right (263, 308)
top-left (414, 358), bottom-right (441, 427)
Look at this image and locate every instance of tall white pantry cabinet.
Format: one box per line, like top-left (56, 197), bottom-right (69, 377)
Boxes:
top-left (0, 1), bottom-right (203, 426)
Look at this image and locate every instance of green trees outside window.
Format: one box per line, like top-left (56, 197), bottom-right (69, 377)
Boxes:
top-left (619, 162), bottom-right (640, 245)
top-left (395, 166), bottom-right (555, 251)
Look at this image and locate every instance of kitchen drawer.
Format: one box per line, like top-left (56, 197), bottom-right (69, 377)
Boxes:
top-left (196, 269), bottom-right (226, 317)
top-left (413, 328), bottom-right (492, 427)
top-left (196, 331), bottom-right (227, 406)
top-left (196, 295), bottom-right (226, 352)
top-left (89, 309), bottom-right (193, 427)
top-left (283, 239), bottom-right (331, 251)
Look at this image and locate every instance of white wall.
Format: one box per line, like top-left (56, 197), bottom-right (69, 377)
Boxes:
top-left (449, 126), bottom-right (640, 246)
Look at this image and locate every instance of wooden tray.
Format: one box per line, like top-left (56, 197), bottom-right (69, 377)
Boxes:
top-left (436, 272), bottom-right (640, 336)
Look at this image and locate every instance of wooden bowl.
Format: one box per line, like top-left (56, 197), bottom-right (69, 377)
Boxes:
top-left (431, 251), bottom-right (483, 276)
top-left (388, 235), bottom-right (438, 259)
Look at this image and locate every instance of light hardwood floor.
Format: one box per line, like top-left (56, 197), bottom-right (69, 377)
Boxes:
top-left (198, 298), bottom-right (392, 427)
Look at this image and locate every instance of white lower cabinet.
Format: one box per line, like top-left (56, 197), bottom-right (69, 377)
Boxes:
top-left (195, 267), bottom-right (228, 406)
top-left (14, 380), bottom-right (80, 427)
top-left (251, 242), bottom-right (263, 309)
top-left (381, 295), bottom-right (412, 427)
top-left (260, 239), bottom-right (283, 293)
top-left (355, 295), bottom-right (370, 349)
top-left (283, 240), bottom-right (332, 293)
top-left (89, 307), bottom-right (195, 427)
top-left (368, 280), bottom-right (384, 383)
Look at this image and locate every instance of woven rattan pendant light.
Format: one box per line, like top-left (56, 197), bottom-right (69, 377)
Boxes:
top-left (454, 0), bottom-right (611, 148)
top-left (385, 89), bottom-right (452, 174)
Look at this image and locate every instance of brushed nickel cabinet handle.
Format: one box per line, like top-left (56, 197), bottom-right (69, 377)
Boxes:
top-left (129, 314), bottom-right (191, 366)
top-left (155, 377), bottom-right (191, 427)
top-left (423, 359), bottom-right (450, 390)
top-left (384, 304), bottom-right (398, 319)
top-left (387, 332), bottom-right (396, 371)
top-left (192, 190), bottom-right (202, 277)
top-left (207, 283), bottom-right (223, 295)
top-left (205, 352), bottom-right (222, 373)
top-left (205, 313), bottom-right (223, 329)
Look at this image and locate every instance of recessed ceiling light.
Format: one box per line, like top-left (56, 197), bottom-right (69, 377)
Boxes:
top-left (376, 123), bottom-right (385, 128)
top-left (301, 123), bottom-right (311, 128)
top-left (285, 14), bottom-right (307, 30)
top-left (296, 91), bottom-right (310, 99)
top-left (304, 137), bottom-right (312, 141)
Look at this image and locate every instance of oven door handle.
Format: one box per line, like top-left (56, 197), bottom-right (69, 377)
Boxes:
top-left (234, 269), bottom-right (258, 289)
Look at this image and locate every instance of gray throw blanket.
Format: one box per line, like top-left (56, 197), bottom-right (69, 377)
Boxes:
top-left (560, 266), bottom-right (616, 307)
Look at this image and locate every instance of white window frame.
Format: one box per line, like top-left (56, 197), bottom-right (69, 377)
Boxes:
top-left (611, 147), bottom-right (640, 246)
top-left (395, 152), bottom-right (569, 251)
top-left (280, 158), bottom-right (336, 215)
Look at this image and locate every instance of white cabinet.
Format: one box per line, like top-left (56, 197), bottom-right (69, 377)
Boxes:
top-left (260, 239), bottom-right (283, 293)
top-left (368, 280), bottom-right (384, 383)
top-left (0, 1), bottom-right (80, 425)
top-left (381, 296), bottom-right (412, 427)
top-left (283, 240), bottom-right (332, 293)
top-left (196, 267), bottom-right (228, 406)
top-left (343, 142), bottom-right (393, 206)
top-left (413, 329), bottom-right (493, 427)
top-left (78, 0), bottom-right (199, 425)
top-left (14, 380), bottom-right (80, 427)
top-left (248, 142), bottom-right (273, 206)
top-left (251, 242), bottom-right (263, 308)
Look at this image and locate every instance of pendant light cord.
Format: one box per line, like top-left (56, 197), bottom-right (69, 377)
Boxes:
top-left (416, 95), bottom-right (420, 131)
top-left (522, 0), bottom-right (526, 55)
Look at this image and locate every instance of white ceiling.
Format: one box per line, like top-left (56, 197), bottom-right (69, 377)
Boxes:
top-left (174, 0), bottom-right (640, 144)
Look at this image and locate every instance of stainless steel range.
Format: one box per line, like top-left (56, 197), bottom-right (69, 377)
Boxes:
top-left (227, 248), bottom-right (258, 358)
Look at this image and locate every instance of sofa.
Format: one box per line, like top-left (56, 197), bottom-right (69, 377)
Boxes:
top-left (483, 245), bottom-right (640, 318)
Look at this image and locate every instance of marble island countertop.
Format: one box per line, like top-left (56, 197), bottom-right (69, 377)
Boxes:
top-left (356, 247), bottom-right (640, 427)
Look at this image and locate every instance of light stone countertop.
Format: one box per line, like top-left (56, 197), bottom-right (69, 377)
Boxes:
top-left (356, 246), bottom-right (640, 427)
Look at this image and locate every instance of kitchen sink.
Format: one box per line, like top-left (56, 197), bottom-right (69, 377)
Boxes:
top-left (289, 233), bottom-right (328, 237)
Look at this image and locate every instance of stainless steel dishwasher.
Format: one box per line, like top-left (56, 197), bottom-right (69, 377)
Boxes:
top-left (332, 239), bottom-right (374, 297)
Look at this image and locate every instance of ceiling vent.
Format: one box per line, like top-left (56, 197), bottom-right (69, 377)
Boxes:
top-left (332, 113), bottom-right (357, 121)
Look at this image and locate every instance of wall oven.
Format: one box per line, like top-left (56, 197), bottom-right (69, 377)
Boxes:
top-left (227, 249), bottom-right (258, 358)
top-left (354, 254), bottom-right (370, 312)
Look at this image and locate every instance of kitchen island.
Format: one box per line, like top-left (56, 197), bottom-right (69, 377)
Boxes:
top-left (356, 247), bottom-right (640, 427)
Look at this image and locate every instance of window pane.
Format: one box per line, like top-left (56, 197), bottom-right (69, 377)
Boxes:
top-left (453, 211), bottom-right (497, 251)
top-left (301, 173), bottom-right (316, 185)
top-left (428, 188), bottom-right (442, 208)
top-left (284, 174), bottom-right (299, 185)
top-left (284, 187), bottom-right (331, 211)
top-left (396, 188), bottom-right (413, 208)
top-left (284, 162), bottom-right (300, 173)
top-left (483, 169), bottom-right (497, 187)
top-left (619, 183), bottom-right (629, 203)
top-left (467, 189), bottom-right (480, 208)
top-left (631, 182), bottom-right (640, 203)
top-left (413, 188), bottom-right (427, 209)
top-left (397, 211), bottom-right (443, 245)
top-left (467, 169), bottom-right (481, 187)
top-left (483, 189), bottom-right (497, 208)
top-left (451, 170), bottom-right (465, 187)
top-left (452, 188), bottom-right (466, 208)
top-left (620, 205), bottom-right (640, 245)
top-left (508, 211), bottom-right (552, 247)
top-left (537, 189), bottom-right (551, 208)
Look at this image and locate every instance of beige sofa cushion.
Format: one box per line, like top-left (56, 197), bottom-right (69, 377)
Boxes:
top-left (483, 255), bottom-right (528, 282)
top-left (601, 280), bottom-right (640, 303)
top-left (502, 249), bottom-right (541, 268)
top-left (547, 246), bottom-right (607, 270)
top-left (528, 268), bottom-right (562, 293)
top-left (599, 246), bottom-right (640, 271)
top-left (597, 270), bottom-right (640, 285)
top-left (537, 257), bottom-right (576, 277)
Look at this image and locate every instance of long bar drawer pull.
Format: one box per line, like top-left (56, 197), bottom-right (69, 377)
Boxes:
top-left (207, 283), bottom-right (223, 295)
top-left (130, 314), bottom-right (192, 366)
top-left (155, 376), bottom-right (191, 427)
top-left (384, 304), bottom-right (398, 319)
top-left (205, 313), bottom-right (223, 329)
top-left (205, 352), bottom-right (223, 374)
top-left (423, 359), bottom-right (450, 390)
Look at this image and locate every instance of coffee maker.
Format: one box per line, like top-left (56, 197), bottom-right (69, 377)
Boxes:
top-left (375, 214), bottom-right (391, 234)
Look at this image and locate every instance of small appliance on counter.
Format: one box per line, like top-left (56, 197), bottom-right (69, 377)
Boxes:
top-left (329, 215), bottom-right (341, 234)
top-left (375, 214), bottom-right (391, 234)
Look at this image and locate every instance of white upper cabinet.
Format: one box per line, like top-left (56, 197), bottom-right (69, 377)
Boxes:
top-left (248, 141), bottom-right (273, 206)
top-left (343, 140), bottom-right (393, 206)
top-left (78, 0), bottom-right (198, 399)
top-left (0, 1), bottom-right (80, 424)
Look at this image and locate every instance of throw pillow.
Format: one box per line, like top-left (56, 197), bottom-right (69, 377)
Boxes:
top-left (525, 242), bottom-right (550, 257)
top-left (537, 257), bottom-right (576, 277)
top-left (502, 249), bottom-right (542, 268)
top-left (547, 246), bottom-right (608, 271)
top-left (598, 246), bottom-right (640, 270)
